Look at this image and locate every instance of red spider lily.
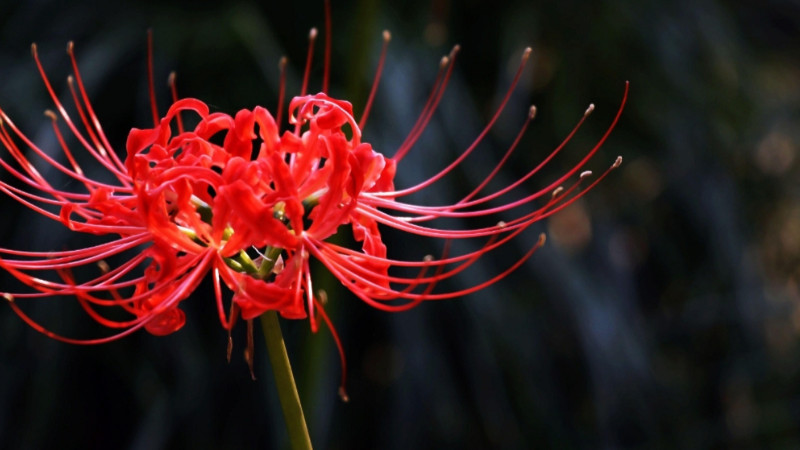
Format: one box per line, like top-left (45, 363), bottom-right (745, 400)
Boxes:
top-left (0, 23), bottom-right (627, 390)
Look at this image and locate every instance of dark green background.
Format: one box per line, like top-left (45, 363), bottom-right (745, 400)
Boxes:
top-left (1, 0), bottom-right (798, 448)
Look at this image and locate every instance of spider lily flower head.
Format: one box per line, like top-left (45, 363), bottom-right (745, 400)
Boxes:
top-left (0, 21), bottom-right (627, 390)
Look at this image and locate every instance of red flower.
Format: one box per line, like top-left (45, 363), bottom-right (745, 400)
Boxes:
top-left (0, 27), bottom-right (627, 384)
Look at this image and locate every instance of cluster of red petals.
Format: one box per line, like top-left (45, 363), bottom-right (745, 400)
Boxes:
top-left (0, 35), bottom-right (627, 354)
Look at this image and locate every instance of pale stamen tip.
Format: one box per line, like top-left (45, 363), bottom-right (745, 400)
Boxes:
top-left (439, 55), bottom-right (450, 68)
top-left (528, 105), bottom-right (537, 119)
top-left (97, 260), bottom-right (110, 274)
top-left (66, 41), bottom-right (75, 54)
top-left (309, 28), bottom-right (318, 39)
top-left (3, 293), bottom-right (13, 302)
top-left (30, 43), bottom-right (38, 56)
top-left (551, 186), bottom-right (564, 198)
top-left (382, 30), bottom-right (392, 42)
top-left (496, 221), bottom-right (507, 229)
top-left (423, 254), bottom-right (434, 262)
top-left (538, 233), bottom-right (547, 246)
top-left (450, 44), bottom-right (461, 56)
top-left (168, 71), bottom-right (177, 86)
top-left (613, 156), bottom-right (623, 168)
top-left (584, 104), bottom-right (595, 116)
top-left (580, 170), bottom-right (593, 179)
top-left (318, 289), bottom-right (328, 305)
top-left (44, 109), bottom-right (57, 121)
top-left (338, 387), bottom-right (350, 402)
top-left (278, 56), bottom-right (288, 68)
top-left (522, 47), bottom-right (532, 60)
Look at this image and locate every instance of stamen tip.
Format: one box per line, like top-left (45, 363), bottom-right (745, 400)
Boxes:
top-left (538, 233), bottom-right (547, 246)
top-left (318, 289), bottom-right (328, 305)
top-left (382, 30), bottom-right (392, 42)
top-left (43, 109), bottom-right (57, 121)
top-left (584, 103), bottom-right (595, 116)
top-left (338, 387), bottom-right (350, 402)
top-left (580, 170), bottom-right (593, 179)
top-left (528, 105), bottom-right (537, 119)
top-left (551, 186), bottom-right (564, 198)
top-left (423, 254), bottom-right (434, 262)
top-left (439, 55), bottom-right (450, 68)
top-left (278, 56), bottom-right (288, 69)
top-left (613, 156), bottom-right (623, 168)
top-left (522, 47), bottom-right (532, 60)
top-left (309, 28), bottom-right (318, 40)
top-left (3, 293), bottom-right (13, 302)
top-left (497, 221), bottom-right (507, 229)
top-left (450, 44), bottom-right (461, 56)
top-left (168, 71), bottom-right (177, 86)
top-left (97, 260), bottom-right (110, 273)
top-left (66, 41), bottom-right (74, 54)
top-left (30, 43), bottom-right (37, 56)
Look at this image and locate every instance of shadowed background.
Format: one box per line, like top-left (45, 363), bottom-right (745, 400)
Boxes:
top-left (0, 0), bottom-right (799, 448)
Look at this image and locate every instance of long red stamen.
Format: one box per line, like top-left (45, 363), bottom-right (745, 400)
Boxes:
top-left (146, 30), bottom-right (159, 126)
top-left (359, 30), bottom-right (391, 130)
top-left (168, 72), bottom-right (184, 134)
top-left (300, 28), bottom-right (317, 98)
top-left (322, 0), bottom-right (332, 94)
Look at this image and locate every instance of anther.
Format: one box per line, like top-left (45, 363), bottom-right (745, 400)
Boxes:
top-left (439, 55), bottom-right (450, 69)
top-left (584, 104), bottom-right (595, 117)
top-left (496, 221), bottom-right (507, 229)
top-left (309, 28), bottom-right (318, 40)
top-left (278, 56), bottom-right (288, 69)
top-left (551, 186), bottom-right (564, 198)
top-left (318, 289), bottom-right (328, 305)
top-left (580, 170), bottom-right (593, 179)
top-left (423, 254), bottom-right (434, 262)
top-left (66, 41), bottom-right (74, 55)
top-left (3, 293), bottom-right (13, 302)
top-left (30, 43), bottom-right (37, 57)
top-left (449, 44), bottom-right (461, 58)
top-left (528, 105), bottom-right (537, 120)
top-left (612, 156), bottom-right (623, 168)
top-left (521, 47), bottom-right (532, 61)
top-left (168, 71), bottom-right (177, 87)
top-left (44, 110), bottom-right (57, 121)
top-left (97, 260), bottom-right (110, 274)
top-left (538, 233), bottom-right (547, 246)
top-left (338, 386), bottom-right (350, 402)
top-left (382, 30), bottom-right (392, 42)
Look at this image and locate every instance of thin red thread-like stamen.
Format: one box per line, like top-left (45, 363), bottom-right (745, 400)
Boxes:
top-left (30, 44), bottom-right (129, 182)
top-left (146, 30), bottom-right (159, 126)
top-left (392, 45), bottom-right (460, 162)
top-left (391, 48), bottom-right (532, 196)
top-left (312, 297), bottom-right (348, 402)
top-left (168, 72), bottom-right (184, 134)
top-left (276, 57), bottom-right (288, 127)
top-left (322, 0), bottom-right (332, 94)
top-left (359, 30), bottom-right (391, 130)
top-left (66, 43), bottom-right (128, 174)
top-left (300, 28), bottom-right (317, 98)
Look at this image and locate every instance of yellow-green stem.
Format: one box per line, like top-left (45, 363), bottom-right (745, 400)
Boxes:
top-left (261, 310), bottom-right (312, 450)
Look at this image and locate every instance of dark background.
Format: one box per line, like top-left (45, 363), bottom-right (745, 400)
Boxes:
top-left (1, 0), bottom-right (799, 448)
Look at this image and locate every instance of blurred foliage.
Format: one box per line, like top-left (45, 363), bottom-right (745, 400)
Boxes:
top-left (1, 0), bottom-right (800, 448)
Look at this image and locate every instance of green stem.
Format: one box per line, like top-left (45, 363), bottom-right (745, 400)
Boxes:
top-left (261, 310), bottom-right (313, 450)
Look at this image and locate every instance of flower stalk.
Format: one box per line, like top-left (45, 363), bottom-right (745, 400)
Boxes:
top-left (261, 310), bottom-right (313, 450)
